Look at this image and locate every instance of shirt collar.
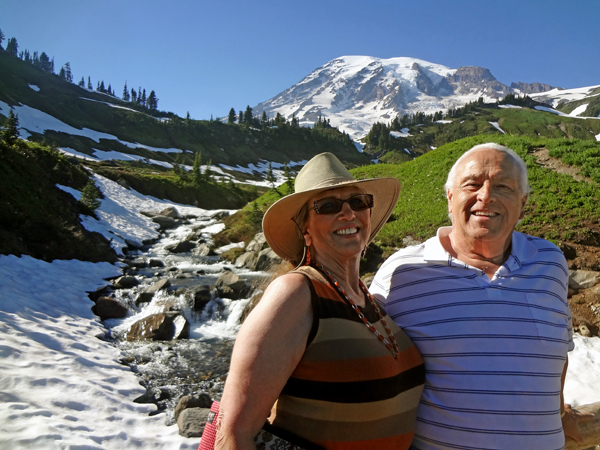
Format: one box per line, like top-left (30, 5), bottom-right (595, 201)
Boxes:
top-left (423, 226), bottom-right (539, 270)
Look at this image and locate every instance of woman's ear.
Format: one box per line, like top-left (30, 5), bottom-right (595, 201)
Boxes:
top-left (303, 231), bottom-right (312, 247)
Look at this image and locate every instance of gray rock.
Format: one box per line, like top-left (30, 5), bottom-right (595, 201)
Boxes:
top-left (402, 236), bottom-right (422, 247)
top-left (255, 248), bottom-right (282, 271)
top-left (152, 215), bottom-right (177, 230)
top-left (194, 243), bottom-right (213, 257)
top-left (191, 285), bottom-right (212, 310)
top-left (177, 407), bottom-right (211, 438)
top-left (210, 210), bottom-right (230, 220)
top-left (165, 240), bottom-right (197, 253)
top-left (123, 312), bottom-right (190, 341)
top-left (235, 251), bottom-right (258, 269)
top-left (569, 270), bottom-right (600, 290)
top-left (148, 258), bottom-right (165, 268)
top-left (246, 232), bottom-right (267, 253)
top-left (136, 278), bottom-right (171, 304)
top-left (174, 393), bottom-right (212, 422)
top-left (125, 239), bottom-right (144, 250)
top-left (93, 296), bottom-right (128, 320)
top-left (113, 276), bottom-right (139, 289)
top-left (160, 206), bottom-right (181, 218)
top-left (215, 271), bottom-right (249, 300)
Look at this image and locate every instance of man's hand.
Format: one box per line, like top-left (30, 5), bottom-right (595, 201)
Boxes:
top-left (562, 403), bottom-right (596, 442)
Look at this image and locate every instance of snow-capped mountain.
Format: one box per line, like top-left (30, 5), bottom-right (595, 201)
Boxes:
top-left (254, 56), bottom-right (552, 140)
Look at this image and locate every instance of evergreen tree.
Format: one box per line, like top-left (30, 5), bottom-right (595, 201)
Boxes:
top-left (192, 151), bottom-right (202, 185)
top-left (261, 111), bottom-right (268, 126)
top-left (64, 62), bottom-right (73, 82)
top-left (244, 105), bottom-right (253, 124)
top-left (238, 110), bottom-right (244, 124)
top-left (98, 80), bottom-right (106, 93)
top-left (147, 90), bottom-right (158, 110)
top-left (107, 84), bottom-right (113, 96)
top-left (78, 77), bottom-right (85, 87)
top-left (204, 159), bottom-right (212, 181)
top-left (228, 108), bottom-right (236, 124)
top-left (122, 82), bottom-right (130, 101)
top-left (137, 87), bottom-right (142, 104)
top-left (131, 88), bottom-right (137, 103)
top-left (39, 52), bottom-right (52, 73)
top-left (1, 107), bottom-right (19, 146)
top-left (22, 49), bottom-right (31, 63)
top-left (283, 162), bottom-right (294, 192)
top-left (265, 162), bottom-right (276, 188)
top-left (59, 67), bottom-right (66, 79)
top-left (0, 28), bottom-right (4, 49)
top-left (6, 37), bottom-right (18, 56)
top-left (141, 89), bottom-right (147, 107)
top-left (79, 179), bottom-right (102, 210)
top-left (87, 76), bottom-right (93, 90)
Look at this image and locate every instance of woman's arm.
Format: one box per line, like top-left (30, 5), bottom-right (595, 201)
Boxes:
top-left (215, 272), bottom-right (313, 450)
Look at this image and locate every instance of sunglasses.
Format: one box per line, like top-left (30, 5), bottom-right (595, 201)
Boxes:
top-left (312, 194), bottom-right (374, 215)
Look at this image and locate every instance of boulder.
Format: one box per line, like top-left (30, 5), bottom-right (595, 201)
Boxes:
top-left (93, 296), bottom-right (128, 320)
top-left (215, 271), bottom-right (250, 300)
top-left (160, 206), bottom-right (181, 218)
top-left (402, 236), bottom-right (422, 247)
top-left (148, 258), bottom-right (165, 268)
top-left (152, 215), bottom-right (177, 230)
top-left (113, 275), bottom-right (139, 289)
top-left (246, 232), bottom-right (268, 253)
top-left (165, 240), bottom-right (197, 253)
top-left (124, 312), bottom-right (190, 341)
top-left (177, 407), bottom-right (211, 438)
top-left (569, 270), bottom-right (600, 290)
top-left (191, 285), bottom-right (212, 310)
top-left (210, 210), bottom-right (230, 220)
top-left (194, 243), bottom-right (213, 257)
top-left (136, 278), bottom-right (172, 305)
top-left (235, 251), bottom-right (258, 269)
top-left (254, 248), bottom-right (282, 271)
top-left (174, 393), bottom-right (212, 422)
top-left (128, 257), bottom-right (148, 269)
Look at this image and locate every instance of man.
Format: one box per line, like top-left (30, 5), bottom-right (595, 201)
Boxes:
top-left (371, 143), bottom-right (591, 449)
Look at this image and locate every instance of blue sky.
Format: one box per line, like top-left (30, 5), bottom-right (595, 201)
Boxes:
top-left (2, 0), bottom-right (599, 120)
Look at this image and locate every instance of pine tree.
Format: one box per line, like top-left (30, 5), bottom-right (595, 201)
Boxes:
top-left (87, 76), bottom-right (93, 90)
top-left (244, 105), bottom-right (253, 124)
top-left (0, 28), bottom-right (5, 49)
top-left (39, 52), bottom-right (52, 73)
top-left (265, 162), bottom-right (276, 189)
top-left (23, 49), bottom-right (31, 63)
top-left (204, 159), bottom-right (212, 182)
top-left (131, 88), bottom-right (137, 103)
top-left (141, 89), bottom-right (147, 107)
top-left (79, 179), bottom-right (102, 210)
top-left (261, 111), bottom-right (268, 126)
top-left (192, 151), bottom-right (202, 185)
top-left (283, 162), bottom-right (294, 193)
top-left (107, 84), bottom-right (113, 96)
top-left (59, 66), bottom-right (66, 79)
top-left (1, 107), bottom-right (20, 146)
top-left (122, 82), bottom-right (130, 101)
top-left (78, 77), bottom-right (85, 87)
top-left (98, 80), bottom-right (106, 93)
top-left (6, 37), bottom-right (18, 56)
top-left (238, 110), bottom-right (244, 124)
top-left (228, 108), bottom-right (236, 124)
top-left (147, 90), bottom-right (158, 110)
top-left (64, 62), bottom-right (73, 82)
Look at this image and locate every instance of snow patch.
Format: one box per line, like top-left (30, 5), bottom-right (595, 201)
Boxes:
top-left (28, 84), bottom-right (40, 92)
top-left (489, 121), bottom-right (506, 134)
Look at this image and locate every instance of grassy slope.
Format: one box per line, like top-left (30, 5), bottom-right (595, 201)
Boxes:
top-left (216, 135), bottom-right (600, 267)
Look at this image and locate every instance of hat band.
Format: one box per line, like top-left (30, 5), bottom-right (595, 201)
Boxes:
top-left (296, 176), bottom-right (356, 193)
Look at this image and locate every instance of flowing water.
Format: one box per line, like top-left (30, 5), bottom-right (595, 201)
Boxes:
top-left (99, 212), bottom-right (267, 425)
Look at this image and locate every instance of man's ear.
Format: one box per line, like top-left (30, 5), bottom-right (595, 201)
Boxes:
top-left (519, 195), bottom-right (528, 219)
top-left (447, 190), bottom-right (454, 215)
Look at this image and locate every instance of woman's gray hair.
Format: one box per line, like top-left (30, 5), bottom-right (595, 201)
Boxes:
top-left (444, 143), bottom-right (531, 197)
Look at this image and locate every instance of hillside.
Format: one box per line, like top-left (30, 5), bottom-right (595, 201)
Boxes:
top-left (216, 135), bottom-right (600, 272)
top-left (0, 50), bottom-right (369, 171)
top-left (362, 99), bottom-right (600, 163)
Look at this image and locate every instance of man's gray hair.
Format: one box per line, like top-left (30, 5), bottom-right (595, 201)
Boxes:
top-left (444, 142), bottom-right (531, 197)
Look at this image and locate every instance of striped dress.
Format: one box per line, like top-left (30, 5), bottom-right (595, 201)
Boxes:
top-left (370, 228), bottom-right (573, 450)
top-left (271, 265), bottom-right (425, 450)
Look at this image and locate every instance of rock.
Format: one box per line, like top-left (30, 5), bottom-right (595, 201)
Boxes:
top-left (128, 257), bottom-right (148, 269)
top-left (579, 323), bottom-right (592, 337)
top-left (124, 312), bottom-right (190, 341)
top-left (235, 251), bottom-right (258, 269)
top-left (136, 278), bottom-right (171, 304)
top-left (215, 271), bottom-right (249, 299)
top-left (87, 285), bottom-right (113, 302)
top-left (113, 275), bottom-right (139, 289)
top-left (139, 210), bottom-right (158, 218)
top-left (191, 285), bottom-right (212, 310)
top-left (148, 258), bottom-right (165, 268)
top-left (194, 243), bottom-right (213, 257)
top-left (125, 239), bottom-right (144, 250)
top-left (184, 232), bottom-right (203, 242)
top-left (152, 215), bottom-right (177, 230)
top-left (246, 232), bottom-right (267, 253)
top-left (255, 248), bottom-right (282, 271)
top-left (569, 270), bottom-right (600, 290)
top-left (174, 393), bottom-right (212, 422)
top-left (210, 210), bottom-right (229, 220)
top-left (93, 296), bottom-right (128, 320)
top-left (165, 240), bottom-right (197, 253)
top-left (160, 206), bottom-right (181, 218)
top-left (177, 407), bottom-right (211, 438)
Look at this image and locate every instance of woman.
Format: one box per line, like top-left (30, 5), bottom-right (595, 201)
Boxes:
top-left (215, 152), bottom-right (425, 450)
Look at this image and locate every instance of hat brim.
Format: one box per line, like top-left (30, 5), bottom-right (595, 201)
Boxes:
top-left (262, 177), bottom-right (400, 262)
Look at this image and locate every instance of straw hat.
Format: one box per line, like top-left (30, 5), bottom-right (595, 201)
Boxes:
top-left (262, 152), bottom-right (400, 263)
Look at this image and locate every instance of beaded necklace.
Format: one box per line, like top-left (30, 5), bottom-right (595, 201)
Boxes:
top-left (312, 263), bottom-right (399, 359)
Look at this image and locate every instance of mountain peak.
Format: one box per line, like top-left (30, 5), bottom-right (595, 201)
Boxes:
top-left (255, 56), bottom-right (516, 139)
